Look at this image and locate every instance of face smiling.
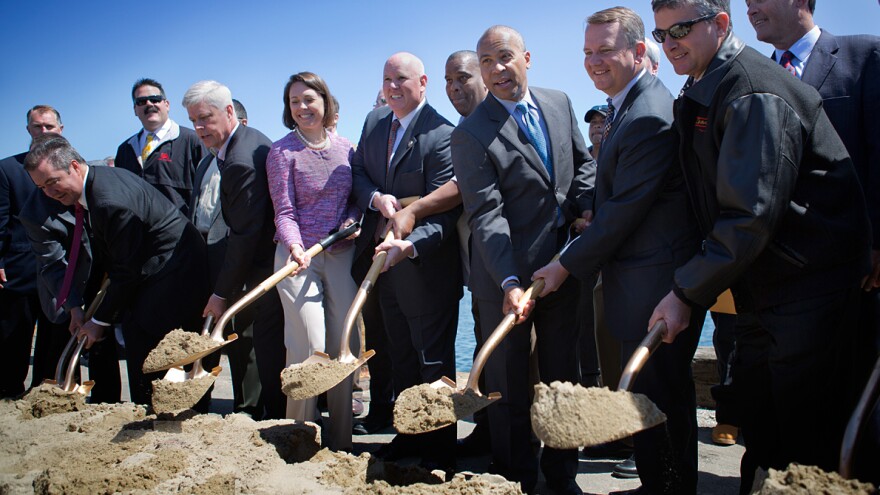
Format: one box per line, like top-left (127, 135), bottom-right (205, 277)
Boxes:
top-left (445, 55), bottom-right (487, 118)
top-left (134, 84), bottom-right (170, 132)
top-left (288, 81), bottom-right (325, 134)
top-left (584, 21), bottom-right (643, 97)
top-left (478, 30), bottom-right (530, 102)
top-left (746, 0), bottom-right (803, 49)
top-left (383, 53), bottom-right (427, 119)
top-left (29, 158), bottom-right (84, 206)
top-left (654, 5), bottom-right (728, 79)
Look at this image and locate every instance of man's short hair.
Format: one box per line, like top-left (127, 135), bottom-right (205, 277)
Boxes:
top-left (232, 99), bottom-right (248, 121)
top-left (645, 38), bottom-right (661, 65)
top-left (808, 0), bottom-right (815, 13)
top-left (587, 7), bottom-right (646, 48)
top-left (182, 80), bottom-right (233, 112)
top-left (26, 105), bottom-right (62, 125)
top-left (131, 78), bottom-right (167, 102)
top-left (281, 72), bottom-right (339, 130)
top-left (24, 133), bottom-right (85, 173)
top-left (447, 49), bottom-right (479, 65)
top-left (651, 0), bottom-right (729, 16)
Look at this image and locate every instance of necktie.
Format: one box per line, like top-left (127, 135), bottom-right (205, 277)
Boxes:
top-left (515, 100), bottom-right (552, 177)
top-left (601, 97), bottom-right (616, 145)
top-left (141, 133), bottom-right (155, 162)
top-left (56, 204), bottom-right (84, 310)
top-left (779, 50), bottom-right (797, 77)
top-left (386, 119), bottom-right (401, 169)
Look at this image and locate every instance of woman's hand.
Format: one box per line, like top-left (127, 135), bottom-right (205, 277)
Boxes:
top-left (341, 218), bottom-right (360, 241)
top-left (289, 244), bottom-right (311, 276)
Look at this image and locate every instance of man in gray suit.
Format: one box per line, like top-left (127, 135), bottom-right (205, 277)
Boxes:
top-left (535, 8), bottom-right (706, 494)
top-left (452, 26), bottom-right (594, 495)
top-left (350, 52), bottom-right (462, 471)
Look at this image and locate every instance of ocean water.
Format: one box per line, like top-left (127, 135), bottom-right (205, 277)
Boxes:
top-left (454, 289), bottom-right (715, 372)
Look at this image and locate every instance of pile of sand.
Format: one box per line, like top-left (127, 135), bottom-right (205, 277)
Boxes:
top-left (17, 383), bottom-right (87, 419)
top-left (151, 374), bottom-right (217, 414)
top-left (142, 329), bottom-right (218, 373)
top-left (281, 360), bottom-right (359, 400)
top-left (750, 464), bottom-right (877, 494)
top-left (530, 381), bottom-right (666, 449)
top-left (394, 384), bottom-right (494, 434)
top-left (0, 398), bottom-right (522, 494)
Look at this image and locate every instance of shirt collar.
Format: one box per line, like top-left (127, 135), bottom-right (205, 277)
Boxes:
top-left (493, 88), bottom-right (537, 115)
top-left (146, 118), bottom-right (173, 140)
top-left (78, 165), bottom-right (90, 211)
top-left (393, 98), bottom-right (426, 131)
top-left (216, 121), bottom-right (240, 161)
top-left (610, 69), bottom-right (646, 111)
top-left (774, 24), bottom-right (820, 65)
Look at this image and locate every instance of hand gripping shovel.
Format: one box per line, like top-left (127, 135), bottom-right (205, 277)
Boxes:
top-left (392, 268), bottom-right (551, 434)
top-left (151, 315), bottom-right (222, 414)
top-left (44, 277), bottom-right (111, 394)
top-left (142, 222), bottom-right (361, 373)
top-left (531, 321), bottom-right (669, 449)
top-left (280, 196), bottom-right (420, 401)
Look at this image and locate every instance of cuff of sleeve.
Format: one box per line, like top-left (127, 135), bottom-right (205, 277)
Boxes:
top-left (91, 318), bottom-right (111, 327)
top-left (501, 276), bottom-right (521, 290)
top-left (672, 285), bottom-right (704, 310)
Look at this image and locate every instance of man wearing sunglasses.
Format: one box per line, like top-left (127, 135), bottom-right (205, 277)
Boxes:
top-left (114, 78), bottom-right (205, 217)
top-left (650, 0), bottom-right (871, 492)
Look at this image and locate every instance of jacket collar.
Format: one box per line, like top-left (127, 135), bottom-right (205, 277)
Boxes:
top-left (683, 33), bottom-right (745, 107)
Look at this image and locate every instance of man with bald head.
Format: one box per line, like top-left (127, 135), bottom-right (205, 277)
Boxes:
top-left (452, 26), bottom-right (594, 494)
top-left (350, 52), bottom-right (461, 471)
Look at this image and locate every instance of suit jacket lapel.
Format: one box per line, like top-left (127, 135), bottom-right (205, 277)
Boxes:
top-left (487, 96), bottom-right (551, 186)
top-left (802, 30), bottom-right (837, 92)
top-left (605, 74), bottom-right (650, 147)
top-left (387, 107), bottom-right (422, 186)
top-left (531, 88), bottom-right (560, 186)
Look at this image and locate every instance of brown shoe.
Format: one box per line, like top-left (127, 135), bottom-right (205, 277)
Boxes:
top-left (712, 424), bottom-right (738, 446)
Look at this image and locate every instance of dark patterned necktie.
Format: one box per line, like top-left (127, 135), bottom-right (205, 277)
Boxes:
top-left (779, 50), bottom-right (797, 77)
top-left (386, 119), bottom-right (401, 169)
top-left (601, 98), bottom-right (616, 144)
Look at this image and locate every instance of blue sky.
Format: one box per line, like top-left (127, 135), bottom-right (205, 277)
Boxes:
top-left (1, 1), bottom-right (877, 159)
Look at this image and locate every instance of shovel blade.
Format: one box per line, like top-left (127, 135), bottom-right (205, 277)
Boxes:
top-left (530, 381), bottom-right (666, 450)
top-left (144, 333), bottom-right (238, 373)
top-left (393, 378), bottom-right (500, 434)
top-left (151, 368), bottom-right (220, 415)
top-left (280, 350), bottom-right (376, 400)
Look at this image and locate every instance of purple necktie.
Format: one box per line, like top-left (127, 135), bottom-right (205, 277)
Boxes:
top-left (56, 204), bottom-right (84, 310)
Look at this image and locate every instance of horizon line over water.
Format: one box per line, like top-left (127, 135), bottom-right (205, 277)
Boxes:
top-left (454, 289), bottom-right (715, 372)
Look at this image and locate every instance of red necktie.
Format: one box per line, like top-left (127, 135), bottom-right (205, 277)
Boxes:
top-left (779, 50), bottom-right (797, 77)
top-left (56, 204), bottom-right (84, 310)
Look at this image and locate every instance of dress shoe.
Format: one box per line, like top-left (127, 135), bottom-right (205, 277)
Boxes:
top-left (612, 454), bottom-right (639, 479)
top-left (711, 424), bottom-right (738, 446)
top-left (352, 417), bottom-right (392, 435)
top-left (546, 479), bottom-right (583, 495)
top-left (456, 426), bottom-right (492, 456)
top-left (581, 439), bottom-right (633, 459)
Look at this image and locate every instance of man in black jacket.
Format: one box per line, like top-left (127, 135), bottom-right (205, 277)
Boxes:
top-left (649, 1), bottom-right (871, 492)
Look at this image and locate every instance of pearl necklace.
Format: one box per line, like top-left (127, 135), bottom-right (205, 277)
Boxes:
top-left (295, 126), bottom-right (329, 150)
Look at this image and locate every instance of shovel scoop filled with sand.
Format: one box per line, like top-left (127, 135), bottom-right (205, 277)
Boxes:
top-left (151, 316), bottom-right (223, 414)
top-left (530, 320), bottom-right (669, 449)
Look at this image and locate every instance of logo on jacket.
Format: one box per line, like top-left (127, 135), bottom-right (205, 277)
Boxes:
top-left (695, 116), bottom-right (708, 132)
top-left (158, 152), bottom-right (171, 162)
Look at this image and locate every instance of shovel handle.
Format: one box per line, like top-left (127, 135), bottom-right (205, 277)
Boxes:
top-left (210, 222), bottom-right (360, 341)
top-left (191, 315), bottom-right (216, 376)
top-left (464, 266), bottom-right (551, 394)
top-left (840, 355), bottom-right (880, 478)
top-left (617, 320), bottom-right (666, 391)
top-left (55, 277), bottom-right (110, 385)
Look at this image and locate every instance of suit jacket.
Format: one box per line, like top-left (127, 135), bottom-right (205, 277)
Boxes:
top-left (0, 152), bottom-right (37, 294)
top-left (115, 122), bottom-right (204, 217)
top-left (190, 153), bottom-right (229, 289)
top-left (799, 30), bottom-right (880, 249)
top-left (451, 87), bottom-right (595, 301)
top-left (84, 166), bottom-right (207, 330)
top-left (558, 74), bottom-right (700, 340)
top-left (213, 124), bottom-right (276, 298)
top-left (350, 103), bottom-right (462, 316)
top-left (19, 190), bottom-right (101, 323)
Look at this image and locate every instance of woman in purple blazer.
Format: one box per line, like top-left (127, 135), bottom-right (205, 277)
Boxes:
top-left (266, 72), bottom-right (360, 452)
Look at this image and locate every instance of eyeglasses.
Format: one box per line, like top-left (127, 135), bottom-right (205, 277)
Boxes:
top-left (652, 13), bottom-right (717, 43)
top-left (134, 95), bottom-right (165, 106)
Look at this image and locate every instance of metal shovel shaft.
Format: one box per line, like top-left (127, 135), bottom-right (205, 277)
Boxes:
top-left (55, 278), bottom-right (110, 389)
top-left (617, 320), bottom-right (666, 392)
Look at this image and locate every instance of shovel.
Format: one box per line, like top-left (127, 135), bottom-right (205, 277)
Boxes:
top-left (143, 221), bottom-right (361, 373)
top-left (530, 321), bottom-right (668, 449)
top-left (839, 354), bottom-right (880, 479)
top-left (44, 278), bottom-right (111, 394)
top-left (392, 269), bottom-right (549, 434)
top-left (151, 315), bottom-right (223, 414)
top-left (280, 196), bottom-right (421, 401)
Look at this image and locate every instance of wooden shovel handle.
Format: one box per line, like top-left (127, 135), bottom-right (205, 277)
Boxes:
top-left (617, 320), bottom-right (666, 391)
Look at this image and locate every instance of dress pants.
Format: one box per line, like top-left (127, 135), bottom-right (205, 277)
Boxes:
top-left (593, 276), bottom-right (622, 389)
top-left (377, 275), bottom-right (459, 467)
top-left (275, 243), bottom-right (357, 451)
top-left (475, 275), bottom-right (581, 493)
top-left (710, 312), bottom-right (737, 426)
top-left (0, 291), bottom-right (38, 397)
top-left (577, 273), bottom-right (600, 387)
top-left (732, 288), bottom-right (861, 494)
top-left (622, 309), bottom-right (705, 495)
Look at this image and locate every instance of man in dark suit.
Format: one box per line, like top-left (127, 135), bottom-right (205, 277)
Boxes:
top-left (350, 52), bottom-right (462, 471)
top-left (24, 134), bottom-right (208, 406)
top-left (115, 78), bottom-right (204, 217)
top-left (451, 26), bottom-right (594, 494)
top-left (183, 80), bottom-right (285, 420)
top-left (534, 8), bottom-right (705, 493)
top-left (650, 0), bottom-right (871, 490)
top-left (746, 0), bottom-right (880, 481)
top-left (190, 131), bottom-right (263, 418)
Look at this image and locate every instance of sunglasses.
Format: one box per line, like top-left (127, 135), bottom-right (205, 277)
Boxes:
top-left (652, 13), bottom-right (717, 43)
top-left (134, 95), bottom-right (165, 106)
